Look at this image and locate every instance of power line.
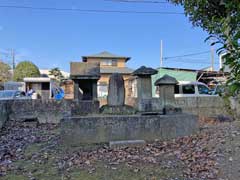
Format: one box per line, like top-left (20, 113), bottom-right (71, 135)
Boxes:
top-left (104, 0), bottom-right (168, 4)
top-left (164, 51), bottom-right (210, 59)
top-left (0, 5), bottom-right (184, 14)
top-left (166, 61), bottom-right (219, 65)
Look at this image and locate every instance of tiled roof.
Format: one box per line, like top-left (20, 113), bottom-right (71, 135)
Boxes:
top-left (100, 67), bottom-right (134, 74)
top-left (82, 51), bottom-right (131, 62)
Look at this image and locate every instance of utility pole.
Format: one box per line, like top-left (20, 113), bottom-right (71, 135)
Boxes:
top-left (211, 45), bottom-right (214, 71)
top-left (160, 40), bottom-right (163, 67)
top-left (11, 49), bottom-right (16, 80)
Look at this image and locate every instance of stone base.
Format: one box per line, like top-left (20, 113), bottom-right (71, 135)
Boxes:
top-left (100, 105), bottom-right (136, 115)
top-left (163, 105), bottom-right (182, 115)
top-left (60, 113), bottom-right (199, 146)
top-left (109, 140), bottom-right (146, 148)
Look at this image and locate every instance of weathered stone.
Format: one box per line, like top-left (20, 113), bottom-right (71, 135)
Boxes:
top-left (100, 104), bottom-right (136, 115)
top-left (107, 73), bottom-right (125, 106)
top-left (154, 74), bottom-right (178, 86)
top-left (132, 66), bottom-right (157, 112)
top-left (163, 105), bottom-right (182, 115)
top-left (60, 114), bottom-right (199, 145)
top-left (132, 66), bottom-right (158, 76)
top-left (109, 140), bottom-right (146, 148)
top-left (70, 62), bottom-right (100, 100)
top-left (0, 99), bottom-right (99, 127)
top-left (155, 75), bottom-right (178, 110)
top-left (0, 101), bottom-right (10, 129)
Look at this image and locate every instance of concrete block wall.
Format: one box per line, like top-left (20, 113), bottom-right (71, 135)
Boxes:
top-left (175, 96), bottom-right (232, 118)
top-left (126, 96), bottom-right (239, 119)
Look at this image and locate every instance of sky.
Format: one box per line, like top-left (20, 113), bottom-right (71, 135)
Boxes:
top-left (0, 0), bottom-right (220, 72)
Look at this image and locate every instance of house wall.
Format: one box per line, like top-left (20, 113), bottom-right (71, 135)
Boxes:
top-left (117, 58), bottom-right (126, 67)
top-left (85, 57), bottom-right (126, 67)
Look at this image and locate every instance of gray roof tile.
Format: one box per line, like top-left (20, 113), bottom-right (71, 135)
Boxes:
top-left (82, 51), bottom-right (131, 61)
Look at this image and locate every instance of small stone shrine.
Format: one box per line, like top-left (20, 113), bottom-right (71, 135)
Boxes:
top-left (132, 66), bottom-right (158, 112)
top-left (70, 62), bottom-right (100, 100)
top-left (154, 74), bottom-right (182, 114)
top-left (100, 73), bottom-right (135, 114)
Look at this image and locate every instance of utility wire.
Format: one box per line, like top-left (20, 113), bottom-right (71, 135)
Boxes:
top-left (164, 51), bottom-right (210, 59)
top-left (104, 0), bottom-right (168, 4)
top-left (0, 5), bottom-right (184, 14)
top-left (167, 61), bottom-right (219, 65)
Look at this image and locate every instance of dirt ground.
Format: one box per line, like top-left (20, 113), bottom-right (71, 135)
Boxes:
top-left (0, 119), bottom-right (239, 180)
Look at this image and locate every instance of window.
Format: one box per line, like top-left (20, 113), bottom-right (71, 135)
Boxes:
top-left (42, 82), bottom-right (50, 90)
top-left (112, 59), bottom-right (117, 66)
top-left (98, 83), bottom-right (108, 98)
top-left (182, 85), bottom-right (195, 94)
top-left (101, 59), bottom-right (118, 66)
top-left (101, 59), bottom-right (112, 66)
top-left (198, 84), bottom-right (210, 94)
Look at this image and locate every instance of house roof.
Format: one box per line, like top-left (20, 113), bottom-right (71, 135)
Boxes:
top-left (100, 67), bottom-right (134, 74)
top-left (23, 77), bottom-right (51, 83)
top-left (82, 51), bottom-right (131, 62)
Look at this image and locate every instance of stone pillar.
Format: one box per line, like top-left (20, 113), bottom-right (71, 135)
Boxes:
top-left (100, 73), bottom-right (135, 115)
top-left (154, 75), bottom-right (181, 114)
top-left (136, 76), bottom-right (152, 99)
top-left (107, 73), bottom-right (125, 106)
top-left (92, 81), bottom-right (98, 100)
top-left (73, 81), bottom-right (80, 100)
top-left (132, 66), bottom-right (158, 112)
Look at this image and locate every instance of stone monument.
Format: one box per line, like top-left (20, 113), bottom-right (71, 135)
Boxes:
top-left (154, 74), bottom-right (182, 114)
top-left (107, 73), bottom-right (125, 106)
top-left (100, 73), bottom-right (136, 114)
top-left (132, 66), bottom-right (158, 112)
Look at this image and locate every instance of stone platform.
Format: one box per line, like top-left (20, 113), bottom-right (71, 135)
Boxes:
top-left (60, 114), bottom-right (198, 147)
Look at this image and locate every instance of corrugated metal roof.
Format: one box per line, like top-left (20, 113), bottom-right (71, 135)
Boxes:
top-left (151, 68), bottom-right (198, 97)
top-left (100, 67), bottom-right (134, 74)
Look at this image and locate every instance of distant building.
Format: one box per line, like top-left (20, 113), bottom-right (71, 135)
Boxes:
top-left (81, 51), bottom-right (134, 100)
top-left (151, 67), bottom-right (228, 97)
top-left (24, 77), bottom-right (53, 99)
top-left (39, 69), bottom-right (70, 79)
top-left (152, 67), bottom-right (198, 97)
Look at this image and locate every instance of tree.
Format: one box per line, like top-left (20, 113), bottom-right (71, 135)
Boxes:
top-left (169, 0), bottom-right (240, 94)
top-left (13, 61), bottom-right (40, 82)
top-left (49, 67), bottom-right (64, 81)
top-left (0, 61), bottom-right (11, 82)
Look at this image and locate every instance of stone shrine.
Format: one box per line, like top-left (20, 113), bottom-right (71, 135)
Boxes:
top-left (70, 62), bottom-right (100, 100)
top-left (155, 75), bottom-right (182, 114)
